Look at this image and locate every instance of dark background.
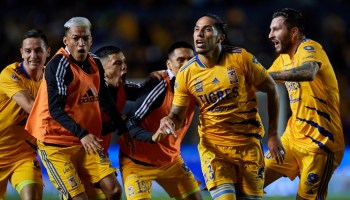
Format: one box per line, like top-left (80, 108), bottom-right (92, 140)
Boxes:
top-left (1, 0), bottom-right (349, 144)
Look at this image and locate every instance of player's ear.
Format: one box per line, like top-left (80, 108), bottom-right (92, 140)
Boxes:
top-left (166, 59), bottom-right (172, 71)
top-left (291, 27), bottom-right (298, 38)
top-left (63, 37), bottom-right (67, 46)
top-left (217, 34), bottom-right (225, 43)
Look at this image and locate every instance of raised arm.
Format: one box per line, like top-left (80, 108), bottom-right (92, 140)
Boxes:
top-left (269, 61), bottom-right (319, 82)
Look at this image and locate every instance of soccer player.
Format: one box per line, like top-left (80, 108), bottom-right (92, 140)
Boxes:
top-left (119, 41), bottom-right (202, 200)
top-left (158, 14), bottom-right (284, 200)
top-left (95, 45), bottom-right (141, 155)
top-left (95, 45), bottom-right (169, 155)
top-left (264, 8), bottom-right (345, 199)
top-left (0, 29), bottom-right (50, 200)
top-left (25, 17), bottom-right (126, 200)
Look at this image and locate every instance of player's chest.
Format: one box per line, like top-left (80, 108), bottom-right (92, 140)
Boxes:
top-left (188, 66), bottom-right (244, 95)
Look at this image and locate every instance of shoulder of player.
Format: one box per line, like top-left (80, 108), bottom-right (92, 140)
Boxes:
top-left (0, 62), bottom-right (22, 81)
top-left (299, 38), bottom-right (322, 51)
top-left (223, 45), bottom-right (244, 55)
top-left (1, 62), bottom-right (20, 74)
top-left (44, 54), bottom-right (71, 78)
top-left (124, 80), bottom-right (142, 89)
top-left (178, 56), bottom-right (197, 74)
top-left (89, 52), bottom-right (102, 65)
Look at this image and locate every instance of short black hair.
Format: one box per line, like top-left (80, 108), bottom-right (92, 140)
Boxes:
top-left (95, 45), bottom-right (122, 59)
top-left (22, 29), bottom-right (49, 48)
top-left (167, 41), bottom-right (194, 58)
top-left (200, 13), bottom-right (227, 37)
top-left (272, 8), bottom-right (305, 35)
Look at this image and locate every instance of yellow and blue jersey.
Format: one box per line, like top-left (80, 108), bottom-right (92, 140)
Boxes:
top-left (269, 39), bottom-right (344, 153)
top-left (0, 62), bottom-right (41, 165)
top-left (174, 45), bottom-right (268, 146)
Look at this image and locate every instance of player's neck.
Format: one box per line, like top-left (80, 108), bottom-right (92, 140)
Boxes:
top-left (198, 45), bottom-right (222, 68)
top-left (289, 36), bottom-right (306, 58)
top-left (23, 64), bottom-right (43, 81)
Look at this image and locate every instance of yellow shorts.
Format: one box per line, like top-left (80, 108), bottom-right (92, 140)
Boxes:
top-left (198, 140), bottom-right (265, 197)
top-left (265, 135), bottom-right (344, 199)
top-left (120, 155), bottom-right (200, 200)
top-left (0, 156), bottom-right (43, 199)
top-left (37, 140), bottom-right (116, 200)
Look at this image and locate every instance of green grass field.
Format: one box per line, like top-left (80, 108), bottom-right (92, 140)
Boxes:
top-left (4, 192), bottom-right (350, 200)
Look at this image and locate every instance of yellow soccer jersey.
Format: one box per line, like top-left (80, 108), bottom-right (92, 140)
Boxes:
top-left (0, 62), bottom-right (41, 165)
top-left (269, 39), bottom-right (344, 153)
top-left (174, 46), bottom-right (268, 146)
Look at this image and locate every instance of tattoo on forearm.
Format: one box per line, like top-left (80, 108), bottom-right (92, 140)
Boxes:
top-left (270, 62), bottom-right (318, 81)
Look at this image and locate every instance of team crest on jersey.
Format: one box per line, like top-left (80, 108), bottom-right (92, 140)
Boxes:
top-left (194, 78), bottom-right (203, 92)
top-left (227, 67), bottom-right (239, 84)
top-left (11, 73), bottom-right (21, 82)
top-left (67, 176), bottom-right (78, 189)
top-left (79, 85), bottom-right (98, 104)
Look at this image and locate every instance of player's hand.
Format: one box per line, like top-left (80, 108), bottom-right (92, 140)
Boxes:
top-left (153, 116), bottom-right (177, 142)
top-left (267, 135), bottom-right (285, 164)
top-left (150, 70), bottom-right (168, 80)
top-left (152, 129), bottom-right (169, 142)
top-left (80, 133), bottom-right (103, 154)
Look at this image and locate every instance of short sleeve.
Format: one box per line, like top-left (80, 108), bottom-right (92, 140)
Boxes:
top-left (173, 68), bottom-right (191, 107)
top-left (0, 66), bottom-right (26, 98)
top-left (242, 49), bottom-right (268, 87)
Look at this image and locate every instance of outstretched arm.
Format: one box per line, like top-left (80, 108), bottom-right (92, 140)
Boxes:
top-left (269, 61), bottom-right (319, 82)
top-left (126, 79), bottom-right (167, 143)
top-left (154, 104), bottom-right (189, 142)
top-left (12, 90), bottom-right (35, 114)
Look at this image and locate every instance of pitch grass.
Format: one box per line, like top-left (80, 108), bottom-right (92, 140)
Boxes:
top-left (4, 193), bottom-right (350, 200)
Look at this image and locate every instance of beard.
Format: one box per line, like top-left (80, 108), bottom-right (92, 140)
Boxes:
top-left (276, 37), bottom-right (293, 55)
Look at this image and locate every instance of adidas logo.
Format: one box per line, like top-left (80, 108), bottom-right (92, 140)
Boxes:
top-left (212, 77), bottom-right (219, 84)
top-left (79, 86), bottom-right (98, 104)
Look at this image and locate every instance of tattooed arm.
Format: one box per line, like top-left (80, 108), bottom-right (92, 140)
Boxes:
top-left (269, 61), bottom-right (319, 82)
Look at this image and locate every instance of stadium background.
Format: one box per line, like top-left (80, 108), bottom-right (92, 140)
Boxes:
top-left (1, 0), bottom-right (349, 199)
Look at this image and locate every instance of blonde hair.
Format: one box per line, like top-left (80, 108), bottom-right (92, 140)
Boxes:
top-left (64, 17), bottom-right (91, 33)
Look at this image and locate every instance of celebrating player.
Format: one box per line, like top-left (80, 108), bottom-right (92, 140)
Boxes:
top-left (158, 13), bottom-right (283, 200)
top-left (25, 17), bottom-right (126, 200)
top-left (119, 41), bottom-right (202, 200)
top-left (264, 8), bottom-right (345, 200)
top-left (0, 29), bottom-right (50, 200)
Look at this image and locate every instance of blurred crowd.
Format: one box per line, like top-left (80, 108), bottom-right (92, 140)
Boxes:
top-left (1, 0), bottom-right (349, 144)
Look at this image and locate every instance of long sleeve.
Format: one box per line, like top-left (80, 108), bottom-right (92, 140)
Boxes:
top-left (94, 58), bottom-right (128, 135)
top-left (126, 79), bottom-right (167, 142)
top-left (46, 55), bottom-right (88, 139)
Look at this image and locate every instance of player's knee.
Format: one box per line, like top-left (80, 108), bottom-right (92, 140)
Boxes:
top-left (104, 185), bottom-right (122, 200)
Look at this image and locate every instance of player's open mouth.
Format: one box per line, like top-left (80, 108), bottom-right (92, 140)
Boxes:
top-left (272, 40), bottom-right (279, 48)
top-left (195, 40), bottom-right (204, 47)
top-left (121, 73), bottom-right (127, 81)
